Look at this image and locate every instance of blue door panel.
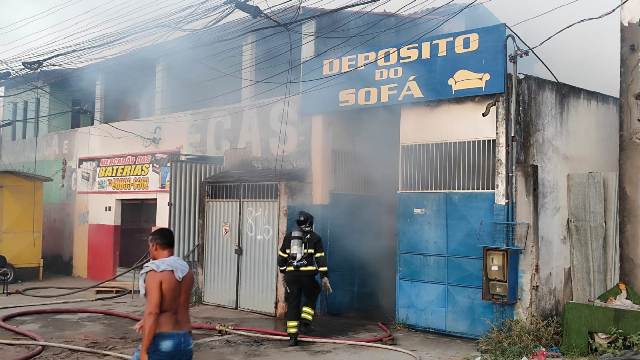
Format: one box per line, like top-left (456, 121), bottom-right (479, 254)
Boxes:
top-left (446, 192), bottom-right (495, 257)
top-left (397, 193), bottom-right (446, 255)
top-left (446, 286), bottom-right (495, 336)
top-left (399, 254), bottom-right (446, 283)
top-left (397, 191), bottom-right (504, 338)
top-left (447, 257), bottom-right (483, 288)
top-left (398, 280), bottom-right (446, 330)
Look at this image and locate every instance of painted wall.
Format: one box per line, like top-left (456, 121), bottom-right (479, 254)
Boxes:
top-left (401, 98), bottom-right (497, 144)
top-left (517, 76), bottom-right (619, 316)
top-left (0, 174), bottom-right (44, 270)
top-left (1, 95), bottom-right (308, 278)
top-left (1, 84), bottom-right (52, 143)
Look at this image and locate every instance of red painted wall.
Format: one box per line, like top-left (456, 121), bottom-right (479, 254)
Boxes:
top-left (87, 224), bottom-right (120, 281)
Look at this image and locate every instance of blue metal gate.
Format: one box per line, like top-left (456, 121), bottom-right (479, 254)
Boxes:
top-left (397, 191), bottom-right (509, 337)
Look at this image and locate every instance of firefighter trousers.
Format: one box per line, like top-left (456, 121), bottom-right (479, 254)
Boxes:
top-left (284, 273), bottom-right (321, 337)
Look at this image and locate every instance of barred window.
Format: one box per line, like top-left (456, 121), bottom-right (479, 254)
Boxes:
top-left (400, 139), bottom-right (496, 192)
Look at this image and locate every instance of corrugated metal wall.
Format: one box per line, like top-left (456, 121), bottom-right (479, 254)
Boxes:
top-left (203, 200), bottom-right (239, 308)
top-left (238, 201), bottom-right (279, 314)
top-left (170, 161), bottom-right (221, 259)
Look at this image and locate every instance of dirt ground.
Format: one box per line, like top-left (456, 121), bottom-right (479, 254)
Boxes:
top-left (0, 276), bottom-right (478, 360)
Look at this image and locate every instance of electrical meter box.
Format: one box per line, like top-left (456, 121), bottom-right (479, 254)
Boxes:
top-left (482, 247), bottom-right (519, 304)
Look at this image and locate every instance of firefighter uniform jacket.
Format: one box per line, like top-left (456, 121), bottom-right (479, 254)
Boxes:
top-left (278, 230), bottom-right (328, 278)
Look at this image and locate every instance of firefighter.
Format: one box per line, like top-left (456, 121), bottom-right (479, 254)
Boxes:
top-left (278, 210), bottom-right (332, 346)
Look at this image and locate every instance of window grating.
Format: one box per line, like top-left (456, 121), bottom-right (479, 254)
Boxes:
top-left (400, 139), bottom-right (496, 192)
top-left (206, 183), bottom-right (279, 201)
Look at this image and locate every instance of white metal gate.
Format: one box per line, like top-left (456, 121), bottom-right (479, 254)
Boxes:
top-left (203, 183), bottom-right (279, 314)
top-left (203, 200), bottom-right (239, 308)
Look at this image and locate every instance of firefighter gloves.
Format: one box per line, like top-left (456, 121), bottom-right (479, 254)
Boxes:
top-left (322, 277), bottom-right (333, 295)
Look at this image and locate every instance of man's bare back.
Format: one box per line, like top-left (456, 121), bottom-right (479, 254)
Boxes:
top-left (133, 227), bottom-right (194, 360)
top-left (136, 270), bottom-right (193, 333)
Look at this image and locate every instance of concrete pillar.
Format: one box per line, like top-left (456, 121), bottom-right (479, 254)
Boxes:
top-left (495, 95), bottom-right (508, 207)
top-left (94, 74), bottom-right (104, 123)
top-left (311, 115), bottom-right (331, 204)
top-left (154, 60), bottom-right (167, 116)
top-left (301, 20), bottom-right (316, 67)
top-left (241, 34), bottom-right (256, 102)
top-left (619, 1), bottom-right (640, 289)
top-left (300, 19), bottom-right (330, 204)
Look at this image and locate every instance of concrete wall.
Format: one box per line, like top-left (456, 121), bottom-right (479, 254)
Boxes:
top-left (0, 95), bottom-right (308, 277)
top-left (1, 84), bottom-right (51, 142)
top-left (517, 76), bottom-right (619, 316)
top-left (400, 97), bottom-right (497, 144)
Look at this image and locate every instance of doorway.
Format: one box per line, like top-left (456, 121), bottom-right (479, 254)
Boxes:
top-left (203, 182), bottom-right (279, 315)
top-left (119, 199), bottom-right (157, 268)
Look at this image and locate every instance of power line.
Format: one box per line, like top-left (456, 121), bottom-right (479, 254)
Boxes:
top-left (511, 0), bottom-right (582, 27)
top-left (0, 0), bottom-right (81, 33)
top-left (531, 0), bottom-right (629, 50)
top-left (506, 25), bottom-right (559, 83)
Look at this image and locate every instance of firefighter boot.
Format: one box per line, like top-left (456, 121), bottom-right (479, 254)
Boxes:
top-left (289, 334), bottom-right (298, 347)
top-left (300, 321), bottom-right (314, 335)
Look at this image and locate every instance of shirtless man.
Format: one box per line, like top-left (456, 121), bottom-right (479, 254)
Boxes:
top-left (133, 228), bottom-right (194, 360)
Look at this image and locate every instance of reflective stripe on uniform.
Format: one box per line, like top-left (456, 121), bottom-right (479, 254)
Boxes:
top-left (286, 266), bottom-right (318, 272)
top-left (302, 307), bottom-right (314, 315)
top-left (299, 266), bottom-right (318, 271)
top-left (318, 267), bottom-right (328, 272)
top-left (314, 252), bottom-right (325, 257)
top-left (301, 313), bottom-right (313, 321)
top-left (287, 321), bottom-right (299, 327)
top-left (279, 251), bottom-right (288, 257)
top-left (279, 266), bottom-right (287, 271)
top-left (287, 328), bottom-right (298, 334)
top-left (285, 249), bottom-right (314, 253)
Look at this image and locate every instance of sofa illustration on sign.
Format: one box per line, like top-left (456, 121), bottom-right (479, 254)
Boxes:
top-left (447, 69), bottom-right (491, 93)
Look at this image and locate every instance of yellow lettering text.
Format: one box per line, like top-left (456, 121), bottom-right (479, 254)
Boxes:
top-left (455, 33), bottom-right (479, 53)
top-left (339, 89), bottom-right (356, 107)
top-left (421, 41), bottom-right (431, 59)
top-left (433, 37), bottom-right (453, 57)
top-left (341, 55), bottom-right (357, 72)
top-left (358, 88), bottom-right (378, 105)
top-left (399, 76), bottom-right (424, 101)
top-left (400, 44), bottom-right (419, 63)
top-left (322, 59), bottom-right (340, 76)
top-left (357, 52), bottom-right (377, 69)
top-left (380, 84), bottom-right (398, 103)
top-left (377, 48), bottom-right (398, 67)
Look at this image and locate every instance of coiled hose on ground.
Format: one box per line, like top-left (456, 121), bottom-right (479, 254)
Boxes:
top-left (13, 254), bottom-right (149, 301)
top-left (0, 307), bottom-right (419, 360)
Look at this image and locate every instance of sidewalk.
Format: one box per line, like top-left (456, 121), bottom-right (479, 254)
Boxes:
top-left (0, 276), bottom-right (478, 360)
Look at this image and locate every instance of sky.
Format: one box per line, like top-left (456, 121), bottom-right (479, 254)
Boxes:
top-left (0, 0), bottom-right (622, 97)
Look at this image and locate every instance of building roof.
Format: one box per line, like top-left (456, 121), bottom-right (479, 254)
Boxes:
top-left (205, 168), bottom-right (307, 184)
top-left (0, 171), bottom-right (53, 182)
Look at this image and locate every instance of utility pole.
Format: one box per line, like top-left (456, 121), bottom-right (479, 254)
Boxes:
top-left (619, 0), bottom-right (640, 290)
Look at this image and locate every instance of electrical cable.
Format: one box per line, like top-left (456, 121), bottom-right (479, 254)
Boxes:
top-left (530, 0), bottom-right (629, 50)
top-left (505, 25), bottom-right (559, 83)
top-left (511, 0), bottom-right (582, 27)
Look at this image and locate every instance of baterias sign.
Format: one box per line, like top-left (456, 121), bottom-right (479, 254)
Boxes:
top-left (77, 152), bottom-right (175, 193)
top-left (301, 24), bottom-right (506, 113)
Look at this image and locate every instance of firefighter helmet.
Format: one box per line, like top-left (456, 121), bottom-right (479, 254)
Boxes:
top-left (296, 211), bottom-right (314, 231)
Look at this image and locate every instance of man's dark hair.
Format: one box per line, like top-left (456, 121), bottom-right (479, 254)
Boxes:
top-left (149, 228), bottom-right (175, 250)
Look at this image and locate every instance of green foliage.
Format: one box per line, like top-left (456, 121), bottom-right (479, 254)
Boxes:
top-left (478, 317), bottom-right (562, 360)
top-left (589, 328), bottom-right (640, 355)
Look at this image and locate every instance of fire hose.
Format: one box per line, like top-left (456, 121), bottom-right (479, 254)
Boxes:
top-left (12, 254), bottom-right (149, 301)
top-left (0, 308), bottom-right (419, 360)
